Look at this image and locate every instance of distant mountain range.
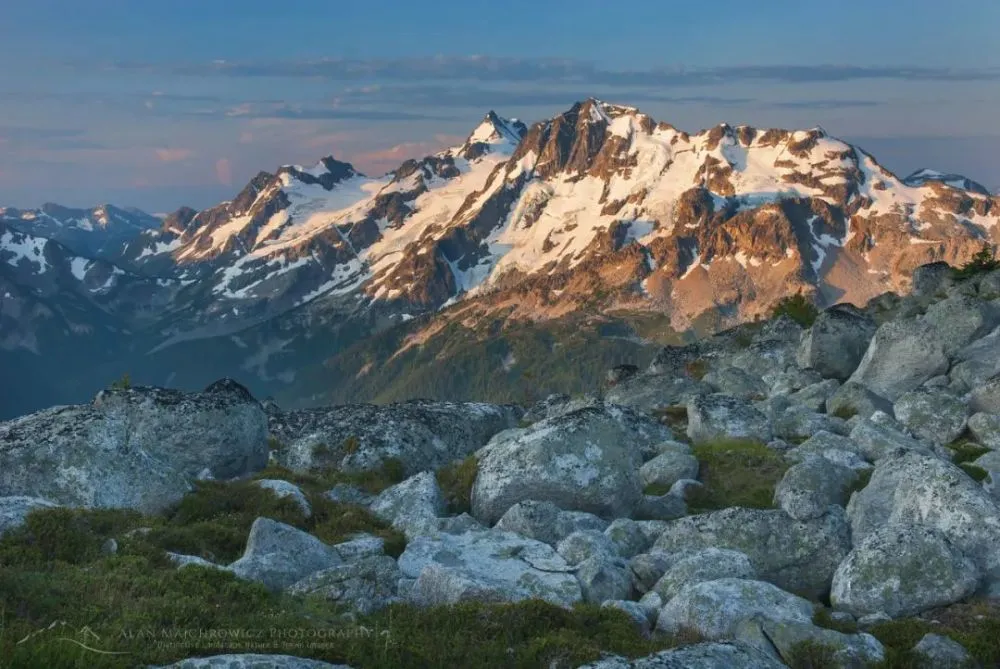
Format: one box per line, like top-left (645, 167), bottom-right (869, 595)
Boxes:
top-left (2, 99), bottom-right (998, 418)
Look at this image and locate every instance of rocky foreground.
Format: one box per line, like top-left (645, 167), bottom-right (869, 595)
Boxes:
top-left (4, 261), bottom-right (1000, 667)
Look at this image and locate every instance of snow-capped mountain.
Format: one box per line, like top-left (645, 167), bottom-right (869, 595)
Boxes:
top-left (2, 100), bottom-right (998, 417)
top-left (0, 203), bottom-right (161, 266)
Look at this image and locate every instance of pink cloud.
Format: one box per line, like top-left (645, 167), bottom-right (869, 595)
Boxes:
top-left (215, 158), bottom-right (233, 185)
top-left (155, 148), bottom-right (194, 162)
top-left (239, 131), bottom-right (254, 144)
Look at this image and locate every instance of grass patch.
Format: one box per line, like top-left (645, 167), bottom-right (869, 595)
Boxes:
top-left (252, 458), bottom-right (407, 496)
top-left (771, 292), bottom-right (819, 328)
top-left (830, 406), bottom-right (858, 421)
top-left (687, 440), bottom-right (788, 512)
top-left (959, 463), bottom-right (989, 483)
top-left (643, 483), bottom-right (672, 497)
top-left (0, 563), bottom-right (701, 669)
top-left (949, 439), bottom-right (991, 465)
top-left (812, 607), bottom-right (858, 634)
top-left (785, 640), bottom-right (839, 669)
top-left (436, 456), bottom-right (479, 516)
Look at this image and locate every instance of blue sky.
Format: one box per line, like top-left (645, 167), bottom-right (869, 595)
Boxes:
top-left (1, 0), bottom-right (998, 211)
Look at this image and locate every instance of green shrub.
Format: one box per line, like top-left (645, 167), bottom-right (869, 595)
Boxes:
top-left (436, 456), bottom-right (479, 515)
top-left (0, 508), bottom-right (147, 567)
top-left (309, 496), bottom-right (406, 558)
top-left (952, 243), bottom-right (1000, 280)
top-left (342, 435), bottom-right (361, 455)
top-left (785, 640), bottom-right (839, 669)
top-left (687, 440), bottom-right (788, 512)
top-left (109, 372), bottom-right (131, 390)
top-left (643, 483), bottom-right (672, 497)
top-left (771, 292), bottom-right (819, 327)
top-left (812, 607), bottom-right (858, 634)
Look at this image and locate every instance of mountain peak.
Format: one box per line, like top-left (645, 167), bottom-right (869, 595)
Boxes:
top-left (459, 111), bottom-right (527, 159)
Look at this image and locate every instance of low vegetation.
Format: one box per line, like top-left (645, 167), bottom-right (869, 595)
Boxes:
top-left (687, 439), bottom-right (789, 512)
top-left (952, 243), bottom-right (1000, 281)
top-left (436, 456), bottom-right (479, 515)
top-left (770, 292), bottom-right (819, 328)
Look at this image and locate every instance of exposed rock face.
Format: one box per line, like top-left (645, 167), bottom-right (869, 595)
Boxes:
top-left (275, 400), bottom-right (521, 475)
top-left (847, 452), bottom-right (1000, 585)
top-left (831, 524), bottom-right (980, 618)
top-left (736, 619), bottom-right (885, 668)
top-left (826, 381), bottom-right (894, 421)
top-left (472, 406), bottom-right (670, 524)
top-left (911, 633), bottom-right (980, 669)
top-left (493, 500), bottom-right (609, 547)
top-left (655, 579), bottom-right (815, 638)
top-left (797, 305), bottom-right (877, 380)
top-left (369, 471), bottom-right (446, 540)
top-left (774, 457), bottom-right (859, 521)
top-left (0, 496), bottom-right (59, 537)
top-left (0, 380), bottom-right (268, 512)
top-left (848, 319), bottom-right (950, 401)
top-left (398, 530), bottom-right (581, 607)
top-left (893, 389), bottom-right (969, 446)
top-left (228, 518), bottom-right (342, 592)
top-left (653, 507), bottom-right (852, 598)
top-left (685, 394), bottom-right (773, 444)
top-left (287, 555), bottom-right (401, 615)
top-left (651, 549), bottom-right (756, 603)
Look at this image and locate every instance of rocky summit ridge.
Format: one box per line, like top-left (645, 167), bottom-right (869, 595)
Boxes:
top-left (3, 258), bottom-right (1000, 666)
top-left (2, 99), bottom-right (999, 418)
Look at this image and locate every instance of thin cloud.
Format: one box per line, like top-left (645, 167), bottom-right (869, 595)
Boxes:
top-left (107, 56), bottom-right (1000, 86)
top-left (773, 99), bottom-right (881, 109)
top-left (154, 148), bottom-right (195, 162)
top-left (215, 158), bottom-right (233, 186)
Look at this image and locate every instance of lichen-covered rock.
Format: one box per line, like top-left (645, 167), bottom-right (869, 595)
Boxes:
top-left (150, 655), bottom-right (351, 669)
top-left (557, 530), bottom-right (619, 565)
top-left (330, 534), bottom-right (385, 562)
top-left (167, 552), bottom-right (225, 571)
top-left (831, 524), bottom-right (980, 618)
top-left (577, 642), bottom-right (788, 669)
top-left (912, 633), bottom-right (980, 669)
top-left (651, 549), bottom-right (756, 603)
top-left (472, 406), bottom-right (668, 524)
top-left (911, 261), bottom-right (954, 297)
top-left (369, 471), bottom-right (445, 540)
top-left (605, 373), bottom-right (710, 414)
top-left (287, 555), bottom-right (401, 615)
top-left (0, 381), bottom-right (268, 512)
top-left (323, 483), bottom-right (375, 507)
top-left (788, 379), bottom-right (842, 413)
top-left (763, 366), bottom-right (824, 398)
top-left (703, 366), bottom-right (768, 401)
top-left (922, 294), bottom-right (999, 357)
top-left (275, 400), bottom-right (521, 475)
top-left (0, 496), bottom-right (59, 537)
top-left (774, 457), bottom-right (859, 520)
top-left (633, 493), bottom-right (687, 522)
top-left (493, 500), bottom-right (609, 546)
top-left (773, 405), bottom-right (848, 442)
top-left (826, 381), bottom-right (894, 421)
top-left (848, 318), bottom-right (949, 401)
top-left (846, 452), bottom-right (1000, 585)
top-left (398, 529), bottom-right (580, 607)
top-left (950, 326), bottom-right (1000, 389)
top-left (655, 578), bottom-right (814, 639)
top-left (894, 389), bottom-right (969, 446)
top-left (970, 376), bottom-right (1000, 414)
top-left (604, 519), bottom-right (654, 558)
top-left (736, 618), bottom-right (885, 668)
top-left (788, 431), bottom-right (874, 471)
top-left (629, 551), bottom-right (677, 594)
top-left (797, 304), bottom-right (877, 380)
top-left (255, 479), bottom-right (312, 518)
top-left (686, 394), bottom-right (773, 444)
top-left (653, 507), bottom-right (851, 598)
top-left (576, 554), bottom-right (633, 604)
top-left (848, 419), bottom-right (933, 463)
top-left (967, 413), bottom-right (1000, 450)
top-left (228, 518), bottom-right (342, 592)
top-left (639, 451), bottom-right (699, 490)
